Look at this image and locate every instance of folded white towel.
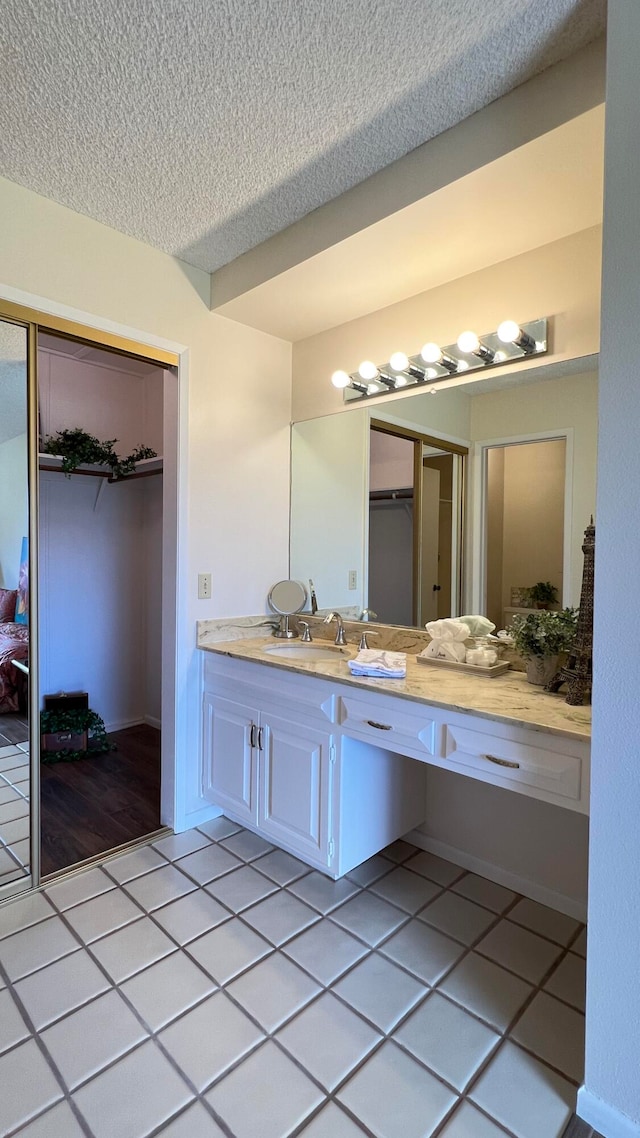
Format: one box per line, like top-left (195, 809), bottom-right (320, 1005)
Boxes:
top-left (348, 649), bottom-right (406, 679)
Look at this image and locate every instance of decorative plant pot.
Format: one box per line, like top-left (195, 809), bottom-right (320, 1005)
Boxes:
top-left (525, 656), bottom-right (559, 686)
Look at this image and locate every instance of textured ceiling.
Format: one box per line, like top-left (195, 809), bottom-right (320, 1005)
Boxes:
top-left (0, 0), bottom-right (606, 274)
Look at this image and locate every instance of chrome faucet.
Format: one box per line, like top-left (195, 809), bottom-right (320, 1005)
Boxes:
top-left (297, 620), bottom-right (312, 642)
top-left (358, 629), bottom-right (379, 651)
top-left (359, 608), bottom-right (378, 622)
top-left (323, 611), bottom-right (347, 645)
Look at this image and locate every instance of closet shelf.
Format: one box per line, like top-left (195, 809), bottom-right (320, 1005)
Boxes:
top-left (38, 455), bottom-right (163, 482)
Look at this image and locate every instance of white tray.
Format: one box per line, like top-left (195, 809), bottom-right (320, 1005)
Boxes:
top-left (416, 655), bottom-right (510, 678)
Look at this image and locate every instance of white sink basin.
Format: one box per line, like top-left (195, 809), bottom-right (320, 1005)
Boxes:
top-left (263, 643), bottom-right (347, 662)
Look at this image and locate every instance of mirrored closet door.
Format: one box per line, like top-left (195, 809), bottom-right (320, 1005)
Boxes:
top-left (0, 315), bottom-right (35, 896)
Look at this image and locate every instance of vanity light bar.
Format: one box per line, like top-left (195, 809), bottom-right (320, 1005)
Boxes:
top-left (333, 318), bottom-right (548, 402)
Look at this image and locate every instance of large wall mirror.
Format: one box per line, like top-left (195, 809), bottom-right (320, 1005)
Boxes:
top-left (290, 362), bottom-right (598, 628)
top-left (0, 316), bottom-right (34, 895)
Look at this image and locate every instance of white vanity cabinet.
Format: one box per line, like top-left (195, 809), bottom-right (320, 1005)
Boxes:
top-left (202, 653), bottom-right (428, 877)
top-left (202, 693), bottom-right (257, 825)
top-left (201, 648), bottom-right (590, 883)
top-left (203, 688), bottom-right (333, 865)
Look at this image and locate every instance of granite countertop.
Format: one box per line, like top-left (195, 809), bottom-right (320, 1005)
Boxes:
top-left (199, 632), bottom-right (591, 744)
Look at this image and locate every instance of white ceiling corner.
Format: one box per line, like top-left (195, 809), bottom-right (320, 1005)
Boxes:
top-left (0, 0), bottom-right (606, 276)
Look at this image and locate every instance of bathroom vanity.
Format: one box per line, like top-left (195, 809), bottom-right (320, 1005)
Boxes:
top-left (200, 634), bottom-right (590, 900)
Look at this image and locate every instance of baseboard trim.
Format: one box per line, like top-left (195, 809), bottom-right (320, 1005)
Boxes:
top-left (104, 717), bottom-right (146, 733)
top-left (577, 1087), bottom-right (640, 1138)
top-left (406, 830), bottom-right (587, 921)
top-left (144, 715), bottom-right (161, 730)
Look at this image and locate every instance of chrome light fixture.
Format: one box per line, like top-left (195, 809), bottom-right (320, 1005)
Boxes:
top-left (332, 317), bottom-right (548, 402)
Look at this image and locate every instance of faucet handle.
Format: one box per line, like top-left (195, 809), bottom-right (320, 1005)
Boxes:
top-left (359, 608), bottom-right (378, 622)
top-left (297, 620), bottom-right (312, 642)
top-left (358, 630), bottom-right (379, 651)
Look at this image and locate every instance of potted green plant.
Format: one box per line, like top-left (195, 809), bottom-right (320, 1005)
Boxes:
top-left (510, 608), bottom-right (578, 685)
top-left (528, 581), bottom-right (559, 609)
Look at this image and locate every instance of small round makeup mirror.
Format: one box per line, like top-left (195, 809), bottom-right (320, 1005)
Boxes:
top-left (268, 579), bottom-right (308, 638)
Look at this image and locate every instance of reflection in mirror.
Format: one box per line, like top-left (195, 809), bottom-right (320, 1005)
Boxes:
top-left (290, 365), bottom-right (598, 628)
top-left (0, 319), bottom-right (30, 888)
top-left (485, 438), bottom-right (566, 630)
top-left (367, 425), bottom-right (464, 626)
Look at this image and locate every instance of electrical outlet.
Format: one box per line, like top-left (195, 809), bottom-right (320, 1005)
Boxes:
top-left (348, 569), bottom-right (357, 590)
top-left (198, 573), bottom-right (212, 600)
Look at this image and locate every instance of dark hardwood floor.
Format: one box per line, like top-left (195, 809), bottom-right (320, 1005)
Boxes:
top-left (0, 710), bottom-right (29, 746)
top-left (40, 723), bottom-right (161, 876)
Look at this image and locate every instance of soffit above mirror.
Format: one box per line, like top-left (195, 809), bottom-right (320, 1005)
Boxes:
top-left (214, 106), bottom-right (604, 342)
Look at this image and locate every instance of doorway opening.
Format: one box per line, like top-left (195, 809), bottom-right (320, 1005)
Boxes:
top-left (483, 436), bottom-right (568, 630)
top-left (36, 330), bottom-right (175, 876)
top-left (368, 421), bottom-right (466, 625)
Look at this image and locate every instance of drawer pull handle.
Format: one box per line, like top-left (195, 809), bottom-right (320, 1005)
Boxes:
top-left (366, 719), bottom-right (393, 731)
top-left (257, 726), bottom-right (264, 751)
top-left (249, 723), bottom-right (257, 748)
top-left (485, 753), bottom-right (520, 769)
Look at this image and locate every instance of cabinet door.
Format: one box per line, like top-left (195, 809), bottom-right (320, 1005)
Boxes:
top-left (258, 713), bottom-right (333, 865)
top-left (203, 693), bottom-right (257, 824)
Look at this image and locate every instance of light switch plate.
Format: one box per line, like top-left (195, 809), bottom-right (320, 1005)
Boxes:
top-left (348, 569), bottom-right (357, 590)
top-left (198, 573), bottom-right (212, 599)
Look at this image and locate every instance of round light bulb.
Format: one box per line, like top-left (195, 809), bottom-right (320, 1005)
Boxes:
top-left (331, 369), bottom-right (351, 389)
top-left (457, 330), bottom-right (480, 354)
top-left (497, 319), bottom-right (521, 344)
top-left (389, 351), bottom-right (409, 372)
top-left (420, 342), bottom-right (443, 364)
top-left (358, 360), bottom-right (379, 381)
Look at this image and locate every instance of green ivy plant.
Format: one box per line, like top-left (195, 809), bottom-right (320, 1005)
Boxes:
top-left (40, 707), bottom-right (116, 764)
top-left (509, 608), bottom-right (578, 660)
top-left (41, 427), bottom-right (157, 479)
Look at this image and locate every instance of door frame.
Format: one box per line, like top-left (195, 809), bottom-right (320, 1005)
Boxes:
top-left (0, 292), bottom-right (188, 889)
top-left (470, 428), bottom-right (575, 618)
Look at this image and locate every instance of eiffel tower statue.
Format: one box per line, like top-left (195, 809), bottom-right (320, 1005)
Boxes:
top-left (546, 518), bottom-right (595, 705)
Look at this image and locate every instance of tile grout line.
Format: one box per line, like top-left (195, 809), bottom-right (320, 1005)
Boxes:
top-left (0, 824), bottom-right (586, 1138)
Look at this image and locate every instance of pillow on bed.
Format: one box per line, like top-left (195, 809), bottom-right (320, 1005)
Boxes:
top-left (0, 589), bottom-right (18, 623)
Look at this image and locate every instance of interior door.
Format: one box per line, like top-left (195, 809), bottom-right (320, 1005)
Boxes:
top-left (0, 316), bottom-right (34, 896)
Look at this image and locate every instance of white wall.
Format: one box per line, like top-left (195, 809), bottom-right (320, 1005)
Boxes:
top-left (292, 227), bottom-right (601, 421)
top-left (0, 175), bottom-right (292, 829)
top-left (579, 4), bottom-right (640, 1136)
top-left (0, 434), bottom-right (27, 590)
top-left (415, 768), bottom-right (589, 916)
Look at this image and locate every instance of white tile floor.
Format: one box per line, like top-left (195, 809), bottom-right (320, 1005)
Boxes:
top-left (0, 819), bottom-right (586, 1138)
top-left (0, 744), bottom-right (30, 886)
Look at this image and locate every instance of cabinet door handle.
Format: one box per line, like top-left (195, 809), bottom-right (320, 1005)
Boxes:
top-left (257, 726), bottom-right (264, 751)
top-left (366, 719), bottom-right (393, 731)
top-left (249, 723), bottom-right (257, 748)
top-left (484, 753), bottom-right (520, 769)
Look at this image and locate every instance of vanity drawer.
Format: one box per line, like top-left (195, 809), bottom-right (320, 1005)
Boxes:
top-left (337, 693), bottom-right (437, 760)
top-left (442, 721), bottom-right (585, 808)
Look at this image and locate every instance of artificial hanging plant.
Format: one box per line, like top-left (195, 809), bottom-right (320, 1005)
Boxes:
top-left (40, 706), bottom-right (116, 764)
top-left (41, 427), bottom-right (156, 478)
